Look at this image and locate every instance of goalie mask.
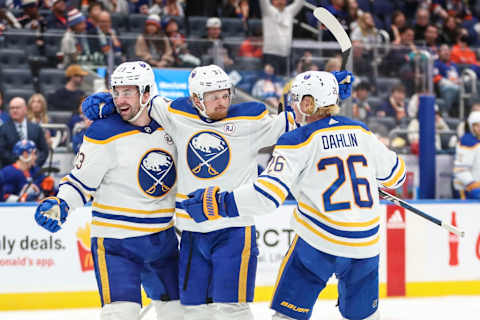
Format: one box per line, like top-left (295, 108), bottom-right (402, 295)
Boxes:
top-left (110, 61), bottom-right (158, 123)
top-left (13, 139), bottom-right (36, 162)
top-left (188, 64), bottom-right (233, 119)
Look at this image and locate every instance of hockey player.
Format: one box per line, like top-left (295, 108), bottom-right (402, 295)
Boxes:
top-left (82, 64), bottom-right (354, 320)
top-left (0, 139), bottom-right (55, 202)
top-left (453, 110), bottom-right (480, 199)
top-left (182, 71), bottom-right (406, 320)
top-left (34, 61), bottom-right (182, 320)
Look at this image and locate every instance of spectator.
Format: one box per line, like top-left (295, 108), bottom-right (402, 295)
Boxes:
top-left (0, 97), bottom-right (49, 167)
top-left (27, 93), bottom-right (53, 147)
top-left (0, 90), bottom-right (9, 126)
top-left (381, 26), bottom-right (416, 78)
top-left (60, 8), bottom-right (93, 66)
top-left (260, 0), bottom-right (303, 75)
top-left (48, 64), bottom-right (87, 111)
top-left (165, 19), bottom-right (200, 67)
top-left (345, 0), bottom-right (363, 34)
top-left (423, 24), bottom-right (440, 58)
top-left (351, 81), bottom-right (372, 120)
top-left (450, 30), bottom-right (480, 77)
top-left (71, 98), bottom-right (91, 154)
top-left (135, 14), bottom-right (174, 68)
top-left (99, 0), bottom-right (128, 14)
top-left (148, 0), bottom-right (163, 15)
top-left (0, 140), bottom-right (55, 202)
top-left (433, 44), bottom-right (460, 115)
top-left (185, 0), bottom-right (218, 18)
top-left (192, 17), bottom-right (234, 68)
top-left (324, 0), bottom-right (348, 35)
top-left (89, 10), bottom-right (123, 65)
top-left (407, 104), bottom-right (451, 154)
top-left (251, 63), bottom-right (284, 108)
top-left (295, 50), bottom-right (319, 73)
top-left (237, 24), bottom-right (262, 58)
top-left (388, 10), bottom-right (406, 45)
top-left (162, 0), bottom-right (184, 17)
top-left (351, 12), bottom-right (383, 76)
top-left (85, 1), bottom-right (103, 32)
top-left (453, 110), bottom-right (480, 199)
top-left (413, 7), bottom-right (430, 43)
top-left (324, 56), bottom-right (341, 72)
top-left (45, 0), bottom-right (67, 29)
top-left (16, 0), bottom-right (45, 30)
top-left (439, 15), bottom-right (460, 46)
top-left (376, 83), bottom-right (408, 122)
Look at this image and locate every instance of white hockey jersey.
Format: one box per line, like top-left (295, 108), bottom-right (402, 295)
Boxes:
top-left (233, 116), bottom-right (406, 258)
top-left (149, 96), bottom-right (295, 233)
top-left (57, 114), bottom-right (177, 239)
top-left (453, 132), bottom-right (480, 190)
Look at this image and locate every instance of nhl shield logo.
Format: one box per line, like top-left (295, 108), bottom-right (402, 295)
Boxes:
top-left (187, 131), bottom-right (230, 179)
top-left (138, 149), bottom-right (176, 198)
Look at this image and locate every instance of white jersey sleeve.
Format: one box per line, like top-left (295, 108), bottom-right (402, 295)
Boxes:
top-left (371, 135), bottom-right (406, 189)
top-left (252, 110), bottom-right (296, 150)
top-left (57, 133), bottom-right (114, 210)
top-left (453, 133), bottom-right (480, 189)
top-left (148, 95), bottom-right (176, 135)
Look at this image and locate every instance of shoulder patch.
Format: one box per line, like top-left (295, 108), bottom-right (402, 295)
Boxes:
top-left (86, 114), bottom-right (138, 142)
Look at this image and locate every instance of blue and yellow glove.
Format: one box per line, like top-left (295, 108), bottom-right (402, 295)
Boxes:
top-left (82, 92), bottom-right (115, 120)
top-left (34, 197), bottom-right (69, 233)
top-left (182, 186), bottom-right (239, 223)
top-left (332, 70), bottom-right (355, 100)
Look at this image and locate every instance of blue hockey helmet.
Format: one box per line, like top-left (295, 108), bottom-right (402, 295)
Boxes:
top-left (13, 139), bottom-right (36, 157)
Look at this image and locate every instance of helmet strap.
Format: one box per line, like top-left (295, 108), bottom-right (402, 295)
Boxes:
top-left (127, 87), bottom-right (149, 123)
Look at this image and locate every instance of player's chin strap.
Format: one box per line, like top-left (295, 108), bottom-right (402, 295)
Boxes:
top-left (127, 94), bottom-right (150, 124)
top-left (19, 151), bottom-right (35, 163)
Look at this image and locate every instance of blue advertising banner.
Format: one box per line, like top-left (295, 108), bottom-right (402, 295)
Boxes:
top-left (96, 67), bottom-right (191, 100)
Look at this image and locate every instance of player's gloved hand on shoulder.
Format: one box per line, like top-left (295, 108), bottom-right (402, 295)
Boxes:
top-left (82, 92), bottom-right (115, 120)
top-left (34, 197), bottom-right (69, 233)
top-left (182, 186), bottom-right (239, 223)
top-left (332, 71), bottom-right (355, 100)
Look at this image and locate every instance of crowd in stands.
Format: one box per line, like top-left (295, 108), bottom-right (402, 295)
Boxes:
top-left (0, 0), bottom-right (480, 201)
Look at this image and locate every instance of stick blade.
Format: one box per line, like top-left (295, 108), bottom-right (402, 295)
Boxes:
top-left (313, 7), bottom-right (352, 52)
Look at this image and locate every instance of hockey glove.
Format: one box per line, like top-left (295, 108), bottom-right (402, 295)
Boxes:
top-left (332, 71), bottom-right (355, 100)
top-left (82, 92), bottom-right (115, 120)
top-left (34, 197), bottom-right (69, 233)
top-left (182, 186), bottom-right (239, 223)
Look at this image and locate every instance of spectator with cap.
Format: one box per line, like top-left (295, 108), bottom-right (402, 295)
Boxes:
top-left (0, 97), bottom-right (49, 168)
top-left (61, 8), bottom-right (101, 66)
top-left (191, 17), bottom-right (234, 68)
top-left (48, 64), bottom-right (87, 111)
top-left (45, 0), bottom-right (67, 29)
top-left (259, 0), bottom-right (303, 75)
top-left (135, 14), bottom-right (174, 68)
top-left (0, 140), bottom-right (55, 202)
top-left (16, 0), bottom-right (45, 30)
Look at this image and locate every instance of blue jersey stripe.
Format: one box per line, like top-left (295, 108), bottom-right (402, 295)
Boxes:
top-left (254, 184), bottom-right (279, 207)
top-left (92, 211), bottom-right (172, 224)
top-left (298, 208), bottom-right (379, 239)
top-left (59, 181), bottom-right (86, 204)
top-left (378, 157), bottom-right (399, 181)
top-left (69, 173), bottom-right (97, 191)
top-left (175, 201), bottom-right (184, 209)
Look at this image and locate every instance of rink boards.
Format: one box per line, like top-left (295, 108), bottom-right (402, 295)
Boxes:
top-left (0, 201), bottom-right (479, 310)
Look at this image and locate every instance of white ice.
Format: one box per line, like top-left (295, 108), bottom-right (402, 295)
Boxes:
top-left (1, 296), bottom-right (479, 319)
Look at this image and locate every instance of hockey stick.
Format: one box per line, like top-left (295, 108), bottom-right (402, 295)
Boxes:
top-left (379, 189), bottom-right (465, 237)
top-left (313, 7), bottom-right (352, 70)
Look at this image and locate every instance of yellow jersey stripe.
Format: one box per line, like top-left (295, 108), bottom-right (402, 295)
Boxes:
top-left (176, 212), bottom-right (193, 220)
top-left (96, 238), bottom-right (111, 304)
top-left (92, 220), bottom-right (174, 232)
top-left (92, 202), bottom-right (174, 215)
top-left (257, 179), bottom-right (287, 202)
top-left (84, 130), bottom-right (140, 144)
top-left (272, 235), bottom-right (298, 299)
top-left (294, 209), bottom-right (380, 247)
top-left (276, 125), bottom-right (371, 150)
top-left (168, 105), bottom-right (200, 120)
top-left (176, 193), bottom-right (189, 199)
top-left (220, 109), bottom-right (269, 122)
top-left (298, 202), bottom-right (379, 228)
top-left (383, 157), bottom-right (406, 188)
top-left (238, 226), bottom-right (252, 303)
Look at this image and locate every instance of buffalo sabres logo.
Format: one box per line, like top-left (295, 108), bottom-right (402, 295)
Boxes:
top-left (138, 149), bottom-right (176, 198)
top-left (187, 131), bottom-right (230, 179)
